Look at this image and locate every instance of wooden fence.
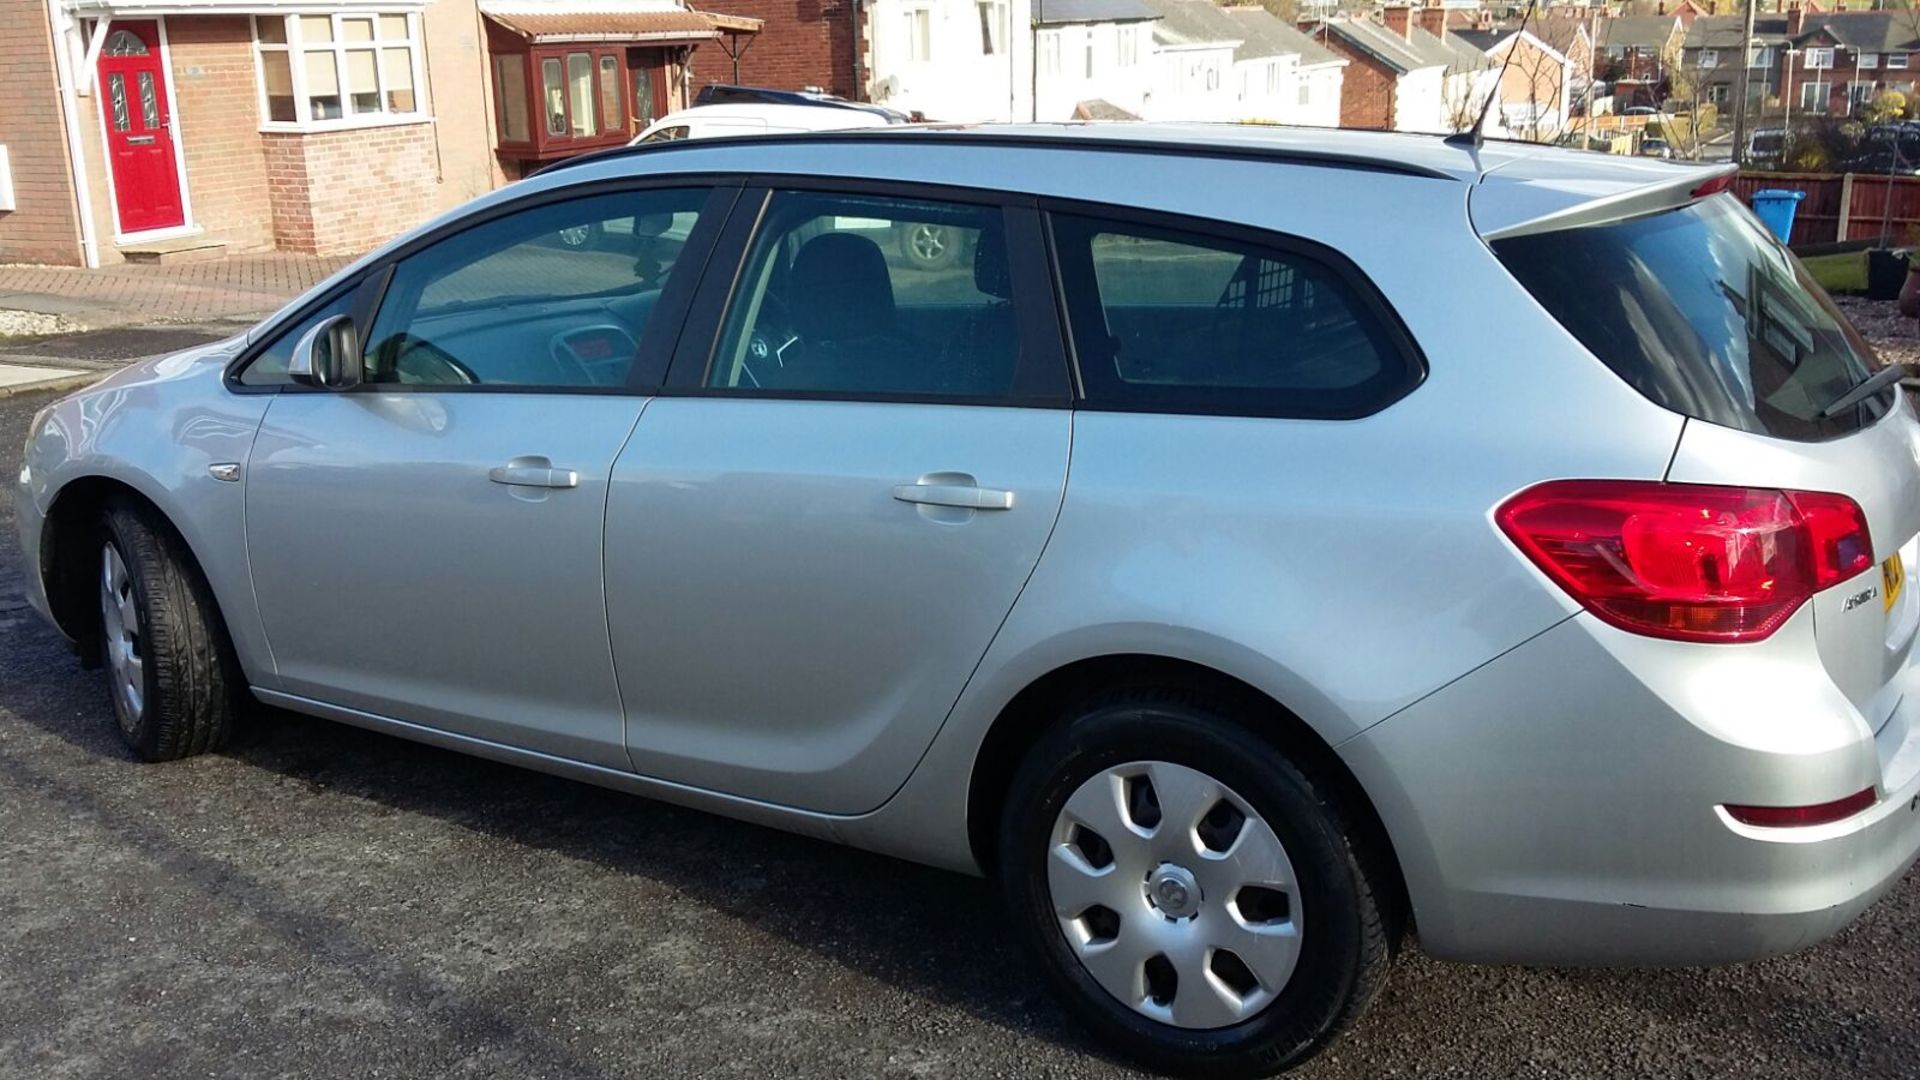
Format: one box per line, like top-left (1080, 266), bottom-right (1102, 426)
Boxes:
top-left (1731, 171), bottom-right (1920, 248)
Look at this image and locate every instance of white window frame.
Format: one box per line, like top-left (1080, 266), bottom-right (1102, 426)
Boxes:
top-left (1699, 48), bottom-right (1719, 68)
top-left (1804, 46), bottom-right (1834, 70)
top-left (1850, 79), bottom-right (1876, 105)
top-left (252, 11), bottom-right (427, 132)
top-left (1117, 25), bottom-right (1136, 67)
top-left (1749, 46), bottom-right (1773, 68)
top-left (1084, 32), bottom-right (1095, 78)
top-left (1860, 51), bottom-right (1879, 69)
top-left (1040, 28), bottom-right (1061, 76)
top-left (1801, 79), bottom-right (1830, 110)
top-left (1887, 52), bottom-right (1910, 70)
top-left (975, 0), bottom-right (1006, 56)
top-left (904, 6), bottom-right (933, 63)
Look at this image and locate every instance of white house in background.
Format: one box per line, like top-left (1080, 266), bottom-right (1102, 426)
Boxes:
top-left (865, 0), bottom-right (1032, 121)
top-left (1223, 6), bottom-right (1347, 127)
top-left (1139, 0), bottom-right (1240, 119)
top-left (1136, 0), bottom-right (1346, 125)
top-left (1032, 0), bottom-right (1161, 120)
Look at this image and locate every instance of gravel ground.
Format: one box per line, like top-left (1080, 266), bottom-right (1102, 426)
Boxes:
top-left (1, 386), bottom-right (1917, 1079)
top-left (1834, 296), bottom-right (1920, 369)
top-left (0, 310), bottom-right (81, 340)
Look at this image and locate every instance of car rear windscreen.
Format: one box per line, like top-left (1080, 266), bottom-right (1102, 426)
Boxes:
top-left (1493, 196), bottom-right (1895, 441)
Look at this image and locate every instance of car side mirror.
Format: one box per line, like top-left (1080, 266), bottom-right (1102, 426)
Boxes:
top-left (289, 314), bottom-right (363, 390)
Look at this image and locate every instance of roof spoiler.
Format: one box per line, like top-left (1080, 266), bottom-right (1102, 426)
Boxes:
top-left (1479, 162), bottom-right (1740, 242)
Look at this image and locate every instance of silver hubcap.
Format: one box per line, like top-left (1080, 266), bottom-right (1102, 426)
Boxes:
top-left (100, 542), bottom-right (144, 730)
top-left (1048, 761), bottom-right (1302, 1030)
top-left (909, 224), bottom-right (946, 260)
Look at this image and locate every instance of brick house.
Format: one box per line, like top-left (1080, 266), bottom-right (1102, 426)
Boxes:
top-left (687, 0), bottom-right (860, 98)
top-left (1457, 26), bottom-right (1576, 139)
top-left (0, 0), bottom-right (751, 267)
top-left (1596, 13), bottom-right (1681, 106)
top-left (1308, 2), bottom-right (1492, 134)
top-left (1778, 6), bottom-right (1920, 119)
top-left (1681, 10), bottom-right (1788, 111)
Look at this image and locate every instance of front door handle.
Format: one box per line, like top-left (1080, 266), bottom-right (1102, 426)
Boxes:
top-left (893, 478), bottom-right (1014, 511)
top-left (489, 456), bottom-right (578, 489)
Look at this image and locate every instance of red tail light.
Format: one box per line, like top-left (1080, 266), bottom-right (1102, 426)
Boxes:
top-left (1725, 787), bottom-right (1876, 827)
top-left (1496, 480), bottom-right (1874, 643)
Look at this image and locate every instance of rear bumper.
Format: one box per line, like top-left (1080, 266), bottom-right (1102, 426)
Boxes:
top-left (1341, 610), bottom-right (1920, 966)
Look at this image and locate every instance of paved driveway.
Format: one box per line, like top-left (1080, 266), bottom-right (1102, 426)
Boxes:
top-left (1, 387), bottom-right (1915, 1079)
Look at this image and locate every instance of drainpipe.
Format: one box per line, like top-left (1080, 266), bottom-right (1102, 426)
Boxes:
top-left (47, 0), bottom-right (101, 268)
top-left (849, 0), bottom-right (863, 100)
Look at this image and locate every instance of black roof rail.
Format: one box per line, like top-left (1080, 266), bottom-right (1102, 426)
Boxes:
top-left (530, 128), bottom-right (1460, 182)
top-left (692, 84), bottom-right (904, 120)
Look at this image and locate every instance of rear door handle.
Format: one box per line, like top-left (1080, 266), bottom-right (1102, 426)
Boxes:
top-left (489, 456), bottom-right (578, 489)
top-left (893, 480), bottom-right (1014, 510)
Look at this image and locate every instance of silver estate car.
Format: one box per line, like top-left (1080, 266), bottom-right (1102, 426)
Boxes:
top-left (16, 125), bottom-right (1920, 1076)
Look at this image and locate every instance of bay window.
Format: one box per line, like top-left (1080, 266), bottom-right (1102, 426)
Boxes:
top-left (491, 43), bottom-right (646, 160)
top-left (253, 12), bottom-right (424, 129)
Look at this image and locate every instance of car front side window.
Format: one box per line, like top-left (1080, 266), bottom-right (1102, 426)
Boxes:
top-left (360, 187), bottom-right (710, 389)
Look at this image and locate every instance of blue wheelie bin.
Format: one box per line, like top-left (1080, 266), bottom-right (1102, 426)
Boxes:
top-left (1749, 189), bottom-right (1805, 243)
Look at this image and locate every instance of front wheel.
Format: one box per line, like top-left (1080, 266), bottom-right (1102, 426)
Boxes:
top-left (99, 500), bottom-right (241, 761)
top-left (998, 692), bottom-right (1395, 1078)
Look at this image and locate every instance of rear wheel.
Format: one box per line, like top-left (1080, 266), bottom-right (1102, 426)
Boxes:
top-left (998, 692), bottom-right (1393, 1078)
top-left (99, 500), bottom-right (240, 761)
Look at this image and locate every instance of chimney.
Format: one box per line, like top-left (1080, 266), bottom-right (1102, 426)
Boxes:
top-left (1382, 3), bottom-right (1412, 39)
top-left (1787, 2), bottom-right (1804, 36)
top-left (1656, 1), bottom-right (1665, 14)
top-left (1416, 0), bottom-right (1447, 38)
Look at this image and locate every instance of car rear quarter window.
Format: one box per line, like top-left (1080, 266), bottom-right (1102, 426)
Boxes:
top-left (1049, 212), bottom-right (1421, 418)
top-left (1492, 196), bottom-right (1892, 441)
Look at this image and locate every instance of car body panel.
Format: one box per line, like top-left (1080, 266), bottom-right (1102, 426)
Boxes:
top-left (246, 391), bottom-right (649, 769)
top-left (1666, 398), bottom-right (1920, 729)
top-left (605, 398), bottom-right (1071, 813)
top-left (16, 342), bottom-right (278, 681)
top-left (1340, 607), bottom-right (1920, 964)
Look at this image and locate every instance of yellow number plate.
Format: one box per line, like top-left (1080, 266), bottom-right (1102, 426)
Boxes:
top-left (1885, 552), bottom-right (1906, 613)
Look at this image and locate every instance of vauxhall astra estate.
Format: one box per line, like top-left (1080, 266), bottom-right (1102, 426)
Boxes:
top-left (16, 125), bottom-right (1920, 1076)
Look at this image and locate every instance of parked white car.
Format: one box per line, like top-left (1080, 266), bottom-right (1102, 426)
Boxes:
top-left (631, 87), bottom-right (903, 145)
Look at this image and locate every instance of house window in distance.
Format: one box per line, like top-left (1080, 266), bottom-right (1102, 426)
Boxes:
top-left (254, 12), bottom-right (424, 129)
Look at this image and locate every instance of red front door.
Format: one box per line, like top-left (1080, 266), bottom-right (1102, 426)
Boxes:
top-left (97, 21), bottom-right (184, 234)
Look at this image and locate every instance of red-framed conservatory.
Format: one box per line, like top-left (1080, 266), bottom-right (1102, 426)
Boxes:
top-left (480, 2), bottom-right (759, 170)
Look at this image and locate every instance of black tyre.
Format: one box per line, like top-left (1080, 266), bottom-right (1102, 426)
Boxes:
top-left (998, 691), bottom-right (1395, 1078)
top-left (98, 500), bottom-right (241, 761)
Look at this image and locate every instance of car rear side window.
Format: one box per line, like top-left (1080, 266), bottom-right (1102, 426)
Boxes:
top-left (1493, 196), bottom-right (1892, 441)
top-left (1049, 212), bottom-right (1419, 418)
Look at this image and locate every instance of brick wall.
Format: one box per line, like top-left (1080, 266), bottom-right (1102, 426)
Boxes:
top-left (0, 0), bottom-right (82, 264)
top-left (263, 123), bottom-right (438, 255)
top-left (165, 16), bottom-right (273, 252)
top-left (690, 0), bottom-right (860, 98)
top-left (1314, 37), bottom-right (1396, 129)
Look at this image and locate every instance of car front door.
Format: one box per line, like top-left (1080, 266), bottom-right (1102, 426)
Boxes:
top-left (244, 184), bottom-right (731, 768)
top-left (605, 186), bottom-right (1073, 813)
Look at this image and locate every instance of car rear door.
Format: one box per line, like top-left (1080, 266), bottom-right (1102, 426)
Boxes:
top-left (603, 183), bottom-right (1072, 814)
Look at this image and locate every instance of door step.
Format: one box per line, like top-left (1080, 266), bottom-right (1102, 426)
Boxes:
top-left (118, 236), bottom-right (226, 264)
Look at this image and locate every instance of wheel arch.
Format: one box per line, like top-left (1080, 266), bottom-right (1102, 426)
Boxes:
top-left (964, 653), bottom-right (1410, 929)
top-left (39, 474), bottom-right (209, 658)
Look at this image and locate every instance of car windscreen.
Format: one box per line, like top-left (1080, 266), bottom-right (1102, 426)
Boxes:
top-left (1492, 196), bottom-right (1894, 441)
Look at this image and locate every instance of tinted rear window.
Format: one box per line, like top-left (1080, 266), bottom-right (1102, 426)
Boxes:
top-left (1493, 197), bottom-right (1893, 441)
